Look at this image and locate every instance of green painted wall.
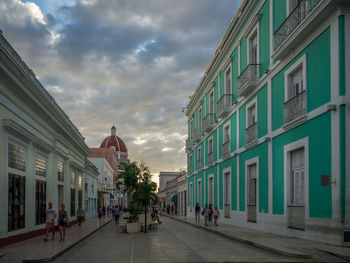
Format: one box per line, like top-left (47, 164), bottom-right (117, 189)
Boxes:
top-left (339, 15), bottom-right (345, 96)
top-left (259, 0), bottom-right (270, 76)
top-left (257, 85), bottom-right (268, 138)
top-left (271, 28), bottom-right (331, 131)
top-left (230, 113), bottom-right (237, 152)
top-left (340, 105), bottom-right (346, 220)
top-left (272, 112), bottom-right (332, 218)
top-left (239, 105), bottom-right (246, 148)
top-left (273, 0), bottom-right (286, 32)
top-left (231, 48), bottom-right (239, 103)
top-left (240, 37), bottom-right (247, 71)
top-left (239, 142), bottom-right (269, 212)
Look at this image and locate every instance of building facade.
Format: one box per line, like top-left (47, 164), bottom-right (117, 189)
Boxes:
top-left (186, 0), bottom-right (350, 246)
top-left (158, 171), bottom-right (183, 209)
top-left (84, 159), bottom-right (99, 219)
top-left (0, 32), bottom-right (91, 245)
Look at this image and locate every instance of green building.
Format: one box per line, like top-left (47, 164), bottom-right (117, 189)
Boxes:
top-left (0, 32), bottom-right (93, 244)
top-left (186, 0), bottom-right (350, 245)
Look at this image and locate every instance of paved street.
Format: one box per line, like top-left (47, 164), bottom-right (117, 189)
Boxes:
top-left (51, 217), bottom-right (341, 263)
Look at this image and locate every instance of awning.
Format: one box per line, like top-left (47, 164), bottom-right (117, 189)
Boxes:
top-left (110, 193), bottom-right (115, 200)
top-left (171, 194), bottom-right (178, 202)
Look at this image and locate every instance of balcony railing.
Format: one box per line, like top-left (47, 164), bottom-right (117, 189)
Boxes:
top-left (217, 94), bottom-right (232, 118)
top-left (223, 140), bottom-right (230, 159)
top-left (245, 122), bottom-right (258, 145)
top-left (238, 64), bottom-right (260, 97)
top-left (186, 137), bottom-right (192, 151)
top-left (284, 90), bottom-right (306, 124)
top-left (203, 113), bottom-right (215, 132)
top-left (197, 159), bottom-right (201, 170)
top-left (274, 0), bottom-right (323, 50)
top-left (208, 152), bottom-right (213, 167)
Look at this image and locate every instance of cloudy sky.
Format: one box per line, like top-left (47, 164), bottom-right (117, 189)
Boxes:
top-left (0, 0), bottom-right (240, 184)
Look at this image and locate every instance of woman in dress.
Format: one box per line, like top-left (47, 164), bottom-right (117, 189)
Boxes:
top-left (58, 204), bottom-right (68, 242)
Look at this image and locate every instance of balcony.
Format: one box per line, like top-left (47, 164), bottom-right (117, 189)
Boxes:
top-left (197, 159), bottom-right (201, 170)
top-left (223, 141), bottom-right (230, 159)
top-left (245, 122), bottom-right (258, 145)
top-left (203, 113), bottom-right (215, 132)
top-left (237, 64), bottom-right (260, 97)
top-left (284, 91), bottom-right (306, 124)
top-left (217, 94), bottom-right (232, 118)
top-left (273, 0), bottom-right (325, 60)
top-left (208, 152), bottom-right (213, 167)
top-left (186, 137), bottom-right (192, 151)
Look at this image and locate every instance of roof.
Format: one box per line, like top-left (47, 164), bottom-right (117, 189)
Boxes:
top-left (88, 148), bottom-right (118, 171)
top-left (100, 135), bottom-right (127, 153)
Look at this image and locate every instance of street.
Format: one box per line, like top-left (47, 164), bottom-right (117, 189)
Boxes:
top-left (52, 217), bottom-right (319, 263)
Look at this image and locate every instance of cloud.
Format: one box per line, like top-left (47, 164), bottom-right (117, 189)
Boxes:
top-left (0, 0), bottom-right (241, 184)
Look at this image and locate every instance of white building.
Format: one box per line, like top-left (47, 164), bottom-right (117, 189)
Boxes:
top-left (84, 159), bottom-right (99, 219)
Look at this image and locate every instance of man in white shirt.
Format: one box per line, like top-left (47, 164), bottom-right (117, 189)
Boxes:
top-left (44, 201), bottom-right (57, 241)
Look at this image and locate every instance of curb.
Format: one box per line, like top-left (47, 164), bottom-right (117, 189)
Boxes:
top-left (164, 215), bottom-right (310, 259)
top-left (22, 218), bottom-right (114, 263)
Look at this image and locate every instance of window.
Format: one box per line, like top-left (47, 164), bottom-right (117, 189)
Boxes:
top-left (198, 148), bottom-right (201, 162)
top-left (225, 67), bottom-right (231, 95)
top-left (224, 125), bottom-right (230, 143)
top-left (35, 180), bottom-right (46, 225)
top-left (71, 171), bottom-right (76, 216)
top-left (189, 154), bottom-right (193, 174)
top-left (224, 172), bottom-right (231, 205)
top-left (290, 148), bottom-right (305, 206)
top-left (189, 183), bottom-right (193, 208)
top-left (249, 31), bottom-right (258, 65)
top-left (8, 142), bottom-right (26, 171)
top-left (208, 138), bottom-right (213, 154)
top-left (8, 174), bottom-right (25, 231)
top-left (208, 176), bottom-right (214, 205)
top-left (209, 90), bottom-right (214, 114)
top-left (198, 107), bottom-right (202, 134)
top-left (247, 102), bottom-right (257, 127)
top-left (35, 154), bottom-right (47, 177)
top-left (288, 66), bottom-right (303, 100)
top-left (197, 180), bottom-right (202, 205)
top-left (78, 174), bottom-right (83, 207)
top-left (57, 160), bottom-right (64, 182)
top-left (190, 119), bottom-right (194, 139)
top-left (248, 164), bottom-right (257, 206)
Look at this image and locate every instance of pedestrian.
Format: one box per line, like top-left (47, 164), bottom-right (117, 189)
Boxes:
top-left (213, 206), bottom-right (220, 226)
top-left (202, 204), bottom-right (209, 227)
top-left (76, 204), bottom-right (85, 226)
top-left (114, 205), bottom-right (120, 223)
top-left (195, 203), bottom-right (201, 223)
top-left (98, 206), bottom-right (103, 220)
top-left (58, 204), bottom-right (68, 242)
top-left (208, 204), bottom-right (214, 226)
top-left (44, 201), bottom-right (56, 241)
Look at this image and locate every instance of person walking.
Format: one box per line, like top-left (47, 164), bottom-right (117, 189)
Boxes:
top-left (114, 205), bottom-right (120, 223)
top-left (76, 204), bottom-right (85, 226)
top-left (208, 204), bottom-right (213, 226)
top-left (98, 206), bottom-right (103, 220)
top-left (195, 203), bottom-right (201, 223)
top-left (202, 204), bottom-right (209, 227)
top-left (58, 204), bottom-right (68, 242)
top-left (213, 206), bottom-right (220, 226)
top-left (44, 201), bottom-right (56, 241)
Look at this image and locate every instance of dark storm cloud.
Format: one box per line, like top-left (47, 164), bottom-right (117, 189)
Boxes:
top-left (0, 0), bottom-right (240, 181)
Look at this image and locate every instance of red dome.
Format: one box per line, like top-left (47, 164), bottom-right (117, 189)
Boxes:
top-left (100, 135), bottom-right (128, 153)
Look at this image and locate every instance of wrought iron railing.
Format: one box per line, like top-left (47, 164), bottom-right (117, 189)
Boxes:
top-left (223, 140), bottom-right (230, 158)
top-left (245, 122), bottom-right (258, 145)
top-left (203, 113), bottom-right (215, 132)
top-left (238, 64), bottom-right (260, 92)
top-left (273, 0), bottom-right (323, 50)
top-left (208, 152), bottom-right (213, 167)
top-left (217, 94), bottom-right (232, 117)
top-left (284, 90), bottom-right (306, 124)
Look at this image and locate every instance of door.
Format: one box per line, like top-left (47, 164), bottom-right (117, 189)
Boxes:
top-left (247, 164), bottom-right (257, 222)
top-left (58, 185), bottom-right (64, 209)
top-left (184, 190), bottom-right (187, 216)
top-left (209, 177), bottom-right (214, 206)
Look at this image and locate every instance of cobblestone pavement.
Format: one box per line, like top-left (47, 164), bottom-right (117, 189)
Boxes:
top-left (52, 216), bottom-right (345, 263)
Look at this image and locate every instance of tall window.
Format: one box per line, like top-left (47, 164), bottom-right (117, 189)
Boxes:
top-left (35, 180), bottom-right (46, 225)
top-left (209, 177), bottom-right (214, 205)
top-left (71, 171), bottom-right (76, 216)
top-left (189, 154), bottom-right (193, 174)
top-left (249, 31), bottom-right (258, 65)
top-left (198, 107), bottom-right (202, 134)
top-left (197, 180), bottom-right (202, 205)
top-left (78, 174), bottom-right (83, 207)
top-left (225, 67), bottom-right (231, 94)
top-left (224, 125), bottom-right (230, 143)
top-left (190, 119), bottom-right (194, 139)
top-left (8, 141), bottom-right (26, 232)
top-left (35, 154), bottom-right (47, 177)
top-left (288, 66), bottom-right (303, 99)
top-left (209, 91), bottom-right (214, 114)
top-left (248, 164), bottom-right (257, 206)
top-left (58, 160), bottom-right (64, 182)
top-left (224, 172), bottom-right (231, 205)
top-left (189, 183), bottom-right (193, 208)
top-left (290, 148), bottom-right (305, 206)
top-left (247, 103), bottom-right (257, 127)
top-left (209, 139), bottom-right (213, 154)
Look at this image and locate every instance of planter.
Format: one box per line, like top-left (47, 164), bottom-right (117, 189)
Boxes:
top-left (126, 222), bottom-right (139, 233)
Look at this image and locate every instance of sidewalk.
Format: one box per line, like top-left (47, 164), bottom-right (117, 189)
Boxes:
top-left (0, 216), bottom-right (113, 263)
top-left (164, 214), bottom-right (350, 261)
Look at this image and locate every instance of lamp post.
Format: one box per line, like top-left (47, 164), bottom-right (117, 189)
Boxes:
top-left (143, 172), bottom-right (149, 233)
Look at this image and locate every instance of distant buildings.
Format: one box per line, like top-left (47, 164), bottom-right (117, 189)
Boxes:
top-left (0, 31), bottom-right (99, 245)
top-left (186, 0), bottom-right (350, 246)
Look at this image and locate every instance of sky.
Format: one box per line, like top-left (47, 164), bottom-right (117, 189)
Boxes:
top-left (0, 0), bottom-right (240, 184)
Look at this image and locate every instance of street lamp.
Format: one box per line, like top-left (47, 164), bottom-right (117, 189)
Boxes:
top-left (143, 172), bottom-right (149, 233)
